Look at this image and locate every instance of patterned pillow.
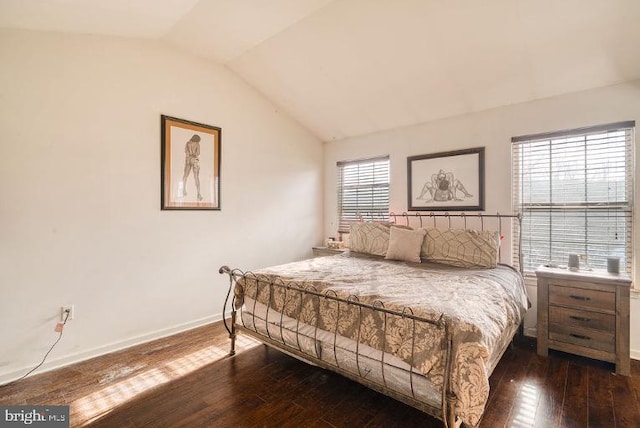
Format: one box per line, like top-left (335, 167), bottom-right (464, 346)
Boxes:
top-left (420, 228), bottom-right (499, 268)
top-left (349, 222), bottom-right (391, 256)
top-left (385, 227), bottom-right (427, 263)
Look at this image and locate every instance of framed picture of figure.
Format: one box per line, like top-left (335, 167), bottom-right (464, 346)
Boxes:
top-left (407, 147), bottom-right (484, 211)
top-left (161, 115), bottom-right (221, 210)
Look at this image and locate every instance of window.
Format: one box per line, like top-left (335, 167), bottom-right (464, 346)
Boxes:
top-left (512, 121), bottom-right (634, 276)
top-left (337, 156), bottom-right (390, 234)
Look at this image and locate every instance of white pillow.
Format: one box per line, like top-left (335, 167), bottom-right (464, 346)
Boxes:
top-left (384, 227), bottom-right (427, 263)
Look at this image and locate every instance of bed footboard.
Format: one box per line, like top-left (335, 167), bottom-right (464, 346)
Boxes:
top-left (218, 265), bottom-right (459, 428)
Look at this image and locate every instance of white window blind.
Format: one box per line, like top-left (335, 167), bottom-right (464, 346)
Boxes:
top-left (337, 156), bottom-right (390, 233)
top-left (512, 121), bottom-right (634, 276)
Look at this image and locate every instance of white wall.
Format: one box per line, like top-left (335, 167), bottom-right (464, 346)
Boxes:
top-left (324, 80), bottom-right (640, 357)
top-left (0, 28), bottom-right (323, 382)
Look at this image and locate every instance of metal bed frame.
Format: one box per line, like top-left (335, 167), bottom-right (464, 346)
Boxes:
top-left (219, 212), bottom-right (523, 428)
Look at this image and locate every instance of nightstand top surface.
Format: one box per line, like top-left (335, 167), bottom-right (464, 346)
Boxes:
top-left (535, 265), bottom-right (631, 286)
top-left (312, 246), bottom-right (347, 251)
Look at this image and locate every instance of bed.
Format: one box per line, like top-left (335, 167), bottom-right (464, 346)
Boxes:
top-left (219, 213), bottom-right (528, 427)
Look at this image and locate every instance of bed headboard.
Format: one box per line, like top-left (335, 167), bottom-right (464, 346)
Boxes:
top-left (356, 211), bottom-right (523, 273)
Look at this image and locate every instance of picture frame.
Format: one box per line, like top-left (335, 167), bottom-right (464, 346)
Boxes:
top-left (161, 115), bottom-right (221, 210)
top-left (407, 147), bottom-right (484, 211)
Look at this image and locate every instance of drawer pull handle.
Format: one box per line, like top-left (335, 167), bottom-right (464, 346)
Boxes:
top-left (569, 295), bottom-right (591, 301)
top-left (570, 333), bottom-right (591, 340)
top-left (569, 315), bottom-right (590, 322)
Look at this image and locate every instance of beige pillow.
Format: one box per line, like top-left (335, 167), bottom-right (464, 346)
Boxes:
top-left (385, 227), bottom-right (427, 263)
top-left (349, 222), bottom-right (414, 256)
top-left (349, 222), bottom-right (392, 256)
top-left (421, 228), bottom-right (499, 268)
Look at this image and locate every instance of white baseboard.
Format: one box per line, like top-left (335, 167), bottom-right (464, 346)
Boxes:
top-left (0, 312), bottom-right (223, 385)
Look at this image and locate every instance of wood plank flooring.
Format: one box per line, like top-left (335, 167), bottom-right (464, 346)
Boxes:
top-left (1, 321), bottom-right (639, 427)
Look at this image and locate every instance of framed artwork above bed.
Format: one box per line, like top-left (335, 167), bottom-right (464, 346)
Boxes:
top-left (407, 147), bottom-right (484, 211)
top-left (161, 115), bottom-right (221, 210)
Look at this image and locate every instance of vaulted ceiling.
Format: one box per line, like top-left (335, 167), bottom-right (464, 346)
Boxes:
top-left (2, 0), bottom-right (639, 141)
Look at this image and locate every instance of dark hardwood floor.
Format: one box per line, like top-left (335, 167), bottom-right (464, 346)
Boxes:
top-left (1, 321), bottom-right (639, 427)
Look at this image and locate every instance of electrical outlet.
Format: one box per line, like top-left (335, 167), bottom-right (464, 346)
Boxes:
top-left (61, 305), bottom-right (74, 321)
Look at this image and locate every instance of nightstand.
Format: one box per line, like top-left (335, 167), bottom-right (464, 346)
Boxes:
top-left (312, 246), bottom-right (348, 258)
top-left (536, 266), bottom-right (631, 376)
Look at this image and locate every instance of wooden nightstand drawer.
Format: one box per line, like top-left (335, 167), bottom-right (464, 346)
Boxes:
top-left (549, 323), bottom-right (615, 353)
top-left (549, 306), bottom-right (615, 332)
top-left (549, 284), bottom-right (615, 312)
